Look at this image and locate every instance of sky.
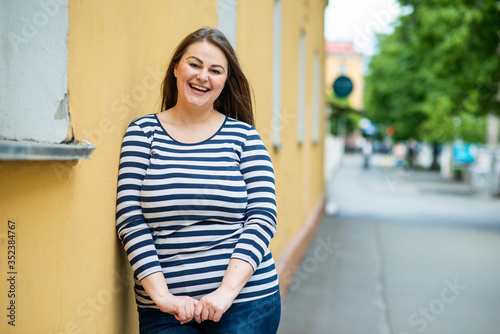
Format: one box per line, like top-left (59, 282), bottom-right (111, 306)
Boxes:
top-left (324, 0), bottom-right (404, 57)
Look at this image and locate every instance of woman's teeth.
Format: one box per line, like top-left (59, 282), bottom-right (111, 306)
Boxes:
top-left (189, 84), bottom-right (209, 92)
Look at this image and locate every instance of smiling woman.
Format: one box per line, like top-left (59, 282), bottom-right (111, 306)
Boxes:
top-left (161, 27), bottom-right (254, 127)
top-left (174, 42), bottom-right (227, 107)
top-left (116, 27), bottom-right (281, 334)
top-left (157, 40), bottom-right (230, 144)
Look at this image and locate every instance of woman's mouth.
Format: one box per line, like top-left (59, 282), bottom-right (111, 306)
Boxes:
top-left (189, 83), bottom-right (210, 93)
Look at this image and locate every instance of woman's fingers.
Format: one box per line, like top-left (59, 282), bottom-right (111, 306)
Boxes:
top-left (172, 296), bottom-right (198, 324)
top-left (193, 296), bottom-right (228, 323)
top-left (202, 305), bottom-right (210, 321)
top-left (194, 300), bottom-right (204, 323)
top-left (213, 309), bottom-right (224, 323)
top-left (194, 299), bottom-right (215, 322)
top-left (182, 300), bottom-right (195, 323)
top-left (176, 306), bottom-right (187, 323)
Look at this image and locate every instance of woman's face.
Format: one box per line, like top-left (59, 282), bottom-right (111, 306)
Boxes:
top-left (174, 41), bottom-right (228, 111)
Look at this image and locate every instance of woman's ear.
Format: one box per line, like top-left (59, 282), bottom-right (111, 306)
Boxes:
top-left (173, 63), bottom-right (178, 78)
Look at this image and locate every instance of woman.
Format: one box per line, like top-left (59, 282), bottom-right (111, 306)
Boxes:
top-left (116, 27), bottom-right (281, 333)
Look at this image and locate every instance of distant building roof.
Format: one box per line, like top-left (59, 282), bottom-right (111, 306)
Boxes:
top-left (325, 41), bottom-right (362, 56)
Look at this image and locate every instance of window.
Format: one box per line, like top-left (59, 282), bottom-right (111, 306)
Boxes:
top-left (297, 31), bottom-right (306, 145)
top-left (272, 0), bottom-right (282, 149)
top-left (339, 63), bottom-right (346, 75)
top-left (311, 51), bottom-right (321, 144)
top-left (217, 0), bottom-right (238, 49)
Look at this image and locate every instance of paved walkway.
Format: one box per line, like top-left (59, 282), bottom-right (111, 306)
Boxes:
top-left (278, 154), bottom-right (500, 334)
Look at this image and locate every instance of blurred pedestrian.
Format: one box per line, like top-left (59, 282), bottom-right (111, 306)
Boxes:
top-left (393, 141), bottom-right (407, 169)
top-left (381, 138), bottom-right (392, 170)
top-left (116, 27), bottom-right (280, 334)
top-left (407, 138), bottom-right (417, 168)
top-left (362, 137), bottom-right (373, 169)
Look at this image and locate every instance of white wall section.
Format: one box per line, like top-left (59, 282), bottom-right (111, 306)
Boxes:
top-left (272, 0), bottom-right (282, 149)
top-left (0, 0), bottom-right (71, 144)
top-left (217, 0), bottom-right (238, 49)
top-left (297, 31), bottom-right (306, 144)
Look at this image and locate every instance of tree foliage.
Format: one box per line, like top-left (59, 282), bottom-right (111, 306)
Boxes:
top-left (365, 0), bottom-right (500, 143)
top-left (326, 93), bottom-right (363, 136)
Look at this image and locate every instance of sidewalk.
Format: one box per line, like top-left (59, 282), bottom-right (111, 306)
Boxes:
top-left (278, 154), bottom-right (500, 334)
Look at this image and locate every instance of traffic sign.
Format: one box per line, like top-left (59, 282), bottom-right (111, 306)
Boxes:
top-left (333, 75), bottom-right (353, 98)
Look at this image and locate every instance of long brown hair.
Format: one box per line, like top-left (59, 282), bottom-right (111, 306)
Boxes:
top-left (161, 27), bottom-right (254, 126)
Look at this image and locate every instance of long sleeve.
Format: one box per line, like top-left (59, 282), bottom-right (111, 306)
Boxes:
top-left (231, 128), bottom-right (277, 271)
top-left (116, 121), bottom-right (162, 281)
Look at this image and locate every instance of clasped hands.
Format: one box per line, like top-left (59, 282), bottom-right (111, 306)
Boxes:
top-left (158, 286), bottom-right (237, 324)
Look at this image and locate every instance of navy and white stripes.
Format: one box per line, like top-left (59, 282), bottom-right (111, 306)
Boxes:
top-left (116, 114), bottom-right (279, 308)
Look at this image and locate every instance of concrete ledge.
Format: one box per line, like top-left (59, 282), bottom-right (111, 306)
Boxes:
top-left (276, 194), bottom-right (326, 299)
top-left (0, 140), bottom-right (95, 161)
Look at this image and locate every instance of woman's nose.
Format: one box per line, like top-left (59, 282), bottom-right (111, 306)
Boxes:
top-left (197, 70), bottom-right (208, 82)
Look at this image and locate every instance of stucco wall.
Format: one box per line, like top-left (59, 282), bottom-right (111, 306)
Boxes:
top-left (0, 1), bottom-right (326, 332)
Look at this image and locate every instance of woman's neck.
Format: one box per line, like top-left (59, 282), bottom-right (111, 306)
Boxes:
top-left (168, 104), bottom-right (215, 126)
top-left (158, 104), bottom-right (226, 144)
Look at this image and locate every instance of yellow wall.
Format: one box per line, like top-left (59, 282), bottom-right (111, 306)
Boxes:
top-left (265, 0), bottom-right (326, 253)
top-left (325, 49), bottom-right (365, 111)
top-left (0, 1), bottom-right (326, 333)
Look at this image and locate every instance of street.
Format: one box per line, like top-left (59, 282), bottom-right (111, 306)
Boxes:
top-left (278, 154), bottom-right (500, 334)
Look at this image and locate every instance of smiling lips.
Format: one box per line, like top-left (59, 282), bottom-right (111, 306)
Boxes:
top-left (189, 83), bottom-right (210, 93)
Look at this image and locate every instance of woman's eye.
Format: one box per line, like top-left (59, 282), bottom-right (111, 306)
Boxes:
top-left (189, 63), bottom-right (200, 68)
top-left (211, 69), bottom-right (221, 74)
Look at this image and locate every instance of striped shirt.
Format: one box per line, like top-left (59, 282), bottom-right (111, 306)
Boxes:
top-left (116, 114), bottom-right (279, 308)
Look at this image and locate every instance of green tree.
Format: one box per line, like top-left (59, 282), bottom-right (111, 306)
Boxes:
top-left (365, 0), bottom-right (499, 147)
top-left (326, 93), bottom-right (363, 136)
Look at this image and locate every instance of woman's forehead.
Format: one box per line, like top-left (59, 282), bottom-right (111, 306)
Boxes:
top-left (183, 41), bottom-right (228, 66)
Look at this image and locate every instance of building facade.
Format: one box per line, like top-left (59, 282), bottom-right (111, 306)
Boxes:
top-left (325, 41), bottom-right (364, 111)
top-left (0, 1), bottom-right (327, 332)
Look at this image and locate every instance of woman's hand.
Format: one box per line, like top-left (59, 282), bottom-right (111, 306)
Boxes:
top-left (140, 272), bottom-right (199, 324)
top-left (193, 258), bottom-right (254, 323)
top-left (193, 286), bottom-right (237, 323)
top-left (157, 293), bottom-right (199, 324)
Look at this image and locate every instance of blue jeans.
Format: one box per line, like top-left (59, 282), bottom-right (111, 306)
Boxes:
top-left (138, 289), bottom-right (281, 334)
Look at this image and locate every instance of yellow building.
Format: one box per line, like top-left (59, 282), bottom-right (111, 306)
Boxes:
top-left (325, 41), bottom-right (364, 111)
top-left (0, 1), bottom-right (327, 332)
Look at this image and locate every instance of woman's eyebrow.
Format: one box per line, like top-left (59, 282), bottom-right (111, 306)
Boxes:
top-left (186, 56), bottom-right (226, 72)
top-left (186, 56), bottom-right (203, 63)
top-left (211, 64), bottom-right (226, 72)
